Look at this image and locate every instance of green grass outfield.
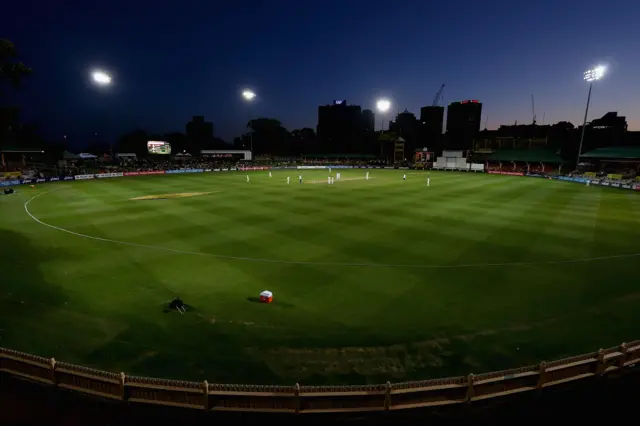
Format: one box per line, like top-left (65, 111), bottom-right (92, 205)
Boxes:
top-left (1, 169), bottom-right (640, 385)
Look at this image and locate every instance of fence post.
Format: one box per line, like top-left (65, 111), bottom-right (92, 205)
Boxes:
top-left (465, 374), bottom-right (475, 401)
top-left (203, 380), bottom-right (209, 410)
top-left (618, 343), bottom-right (628, 368)
top-left (384, 381), bottom-right (391, 410)
top-left (120, 372), bottom-right (127, 400)
top-left (596, 348), bottom-right (607, 375)
top-left (537, 361), bottom-right (547, 388)
top-left (49, 358), bottom-right (57, 385)
top-left (294, 383), bottom-right (300, 414)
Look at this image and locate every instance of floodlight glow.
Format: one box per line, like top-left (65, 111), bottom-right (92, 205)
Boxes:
top-left (91, 70), bottom-right (112, 85)
top-left (583, 65), bottom-right (606, 82)
top-left (376, 99), bottom-right (391, 113)
top-left (242, 90), bottom-right (256, 101)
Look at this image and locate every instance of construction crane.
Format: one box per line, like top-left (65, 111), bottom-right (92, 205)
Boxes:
top-left (531, 94), bottom-right (537, 125)
top-left (432, 84), bottom-right (445, 106)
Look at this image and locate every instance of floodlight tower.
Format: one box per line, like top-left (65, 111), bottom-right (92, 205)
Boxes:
top-left (376, 98), bottom-right (391, 131)
top-left (89, 69), bottom-right (113, 156)
top-left (577, 65), bottom-right (606, 167)
top-left (241, 89), bottom-right (257, 154)
top-left (376, 98), bottom-right (392, 160)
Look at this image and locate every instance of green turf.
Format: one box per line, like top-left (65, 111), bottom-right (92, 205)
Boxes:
top-left (1, 169), bottom-right (639, 385)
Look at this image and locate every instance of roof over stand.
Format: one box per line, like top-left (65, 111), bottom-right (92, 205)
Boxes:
top-left (580, 147), bottom-right (640, 160)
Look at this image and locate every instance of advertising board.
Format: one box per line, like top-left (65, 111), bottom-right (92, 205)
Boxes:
top-left (557, 176), bottom-right (589, 184)
top-left (1, 172), bottom-right (22, 178)
top-left (123, 171), bottom-right (166, 176)
top-left (165, 169), bottom-right (204, 174)
top-left (96, 172), bottom-right (124, 179)
top-left (2, 176), bottom-right (75, 186)
top-left (488, 171), bottom-right (524, 176)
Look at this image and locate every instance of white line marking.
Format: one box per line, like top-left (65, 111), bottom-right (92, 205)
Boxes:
top-left (23, 188), bottom-right (640, 269)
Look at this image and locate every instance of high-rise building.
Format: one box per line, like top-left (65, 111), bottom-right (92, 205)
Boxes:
top-left (446, 100), bottom-right (482, 133)
top-left (387, 109), bottom-right (416, 151)
top-left (317, 100), bottom-right (367, 153)
top-left (445, 100), bottom-right (482, 149)
top-left (390, 109), bottom-right (418, 133)
top-left (186, 116), bottom-right (214, 149)
top-left (419, 106), bottom-right (445, 154)
top-left (420, 106), bottom-right (444, 134)
top-left (362, 109), bottom-right (375, 132)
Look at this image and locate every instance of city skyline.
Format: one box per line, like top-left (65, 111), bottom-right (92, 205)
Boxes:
top-left (4, 0), bottom-right (640, 143)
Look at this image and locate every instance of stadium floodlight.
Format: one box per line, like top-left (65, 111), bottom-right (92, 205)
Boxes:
top-left (241, 90), bottom-right (257, 153)
top-left (577, 65), bottom-right (607, 167)
top-left (376, 98), bottom-right (391, 113)
top-left (91, 70), bottom-right (112, 86)
top-left (242, 89), bottom-right (256, 101)
top-left (583, 65), bottom-right (606, 82)
top-left (376, 98), bottom-right (392, 134)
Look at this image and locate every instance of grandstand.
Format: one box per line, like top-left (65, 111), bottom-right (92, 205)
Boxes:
top-left (469, 137), bottom-right (563, 175)
top-left (578, 146), bottom-right (640, 182)
top-left (433, 150), bottom-right (485, 172)
top-left (473, 136), bottom-right (549, 150)
top-left (1, 144), bottom-right (47, 180)
top-left (580, 147), bottom-right (640, 172)
top-left (483, 148), bottom-right (564, 174)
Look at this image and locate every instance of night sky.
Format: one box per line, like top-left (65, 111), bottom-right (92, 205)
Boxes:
top-left (4, 0), bottom-right (640, 145)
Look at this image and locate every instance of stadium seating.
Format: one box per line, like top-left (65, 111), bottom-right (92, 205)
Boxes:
top-left (433, 151), bottom-right (484, 172)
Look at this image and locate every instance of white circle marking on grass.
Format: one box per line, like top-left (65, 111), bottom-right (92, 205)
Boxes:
top-left (24, 188), bottom-right (640, 269)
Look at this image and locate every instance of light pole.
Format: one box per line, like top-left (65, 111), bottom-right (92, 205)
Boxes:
top-left (241, 89), bottom-right (256, 156)
top-left (577, 65), bottom-right (606, 168)
top-left (376, 99), bottom-right (391, 160)
top-left (376, 98), bottom-right (391, 130)
top-left (90, 70), bottom-right (113, 158)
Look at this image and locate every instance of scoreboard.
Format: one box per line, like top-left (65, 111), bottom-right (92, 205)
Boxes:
top-left (414, 152), bottom-right (433, 163)
top-left (147, 141), bottom-right (171, 155)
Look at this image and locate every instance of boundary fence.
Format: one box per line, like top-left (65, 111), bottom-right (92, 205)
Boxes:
top-left (1, 342), bottom-right (639, 413)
